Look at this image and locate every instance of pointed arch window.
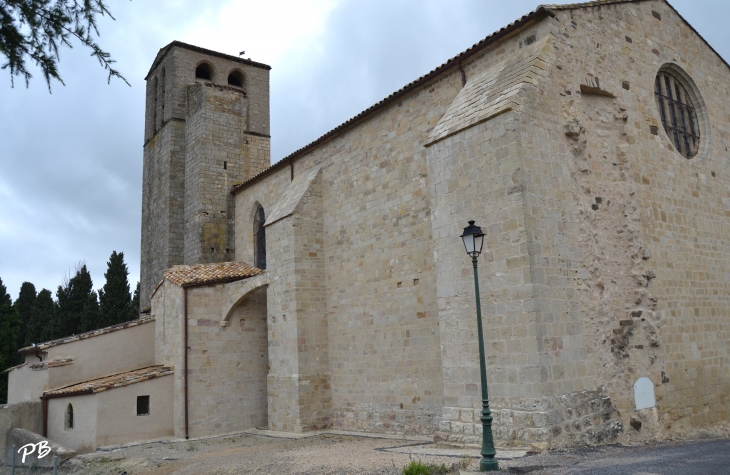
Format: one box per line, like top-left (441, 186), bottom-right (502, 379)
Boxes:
top-left (65, 403), bottom-right (74, 430)
top-left (254, 205), bottom-right (266, 269)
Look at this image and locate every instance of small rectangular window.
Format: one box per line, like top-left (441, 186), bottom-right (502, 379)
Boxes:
top-left (137, 395), bottom-right (150, 416)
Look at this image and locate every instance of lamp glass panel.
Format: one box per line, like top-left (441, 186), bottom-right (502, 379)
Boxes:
top-left (462, 234), bottom-right (475, 255)
top-left (474, 234), bottom-right (484, 255)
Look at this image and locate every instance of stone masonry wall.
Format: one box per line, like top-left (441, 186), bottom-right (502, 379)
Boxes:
top-left (141, 119), bottom-right (185, 311)
top-left (438, 387), bottom-right (622, 447)
top-left (432, 0), bottom-right (730, 448)
top-left (184, 83), bottom-right (253, 265)
top-left (290, 172), bottom-right (331, 430)
top-left (424, 17), bottom-right (617, 448)
top-left (152, 281), bottom-right (268, 437)
top-left (186, 284), bottom-right (268, 437)
top-left (152, 281), bottom-right (185, 436)
top-left (262, 171), bottom-right (330, 432)
top-left (264, 215), bottom-right (299, 431)
top-left (234, 57), bottom-right (467, 433)
top-left (545, 0), bottom-right (730, 440)
top-left (141, 44), bottom-right (271, 309)
top-left (222, 0), bottom-right (730, 447)
top-left (525, 1), bottom-right (730, 440)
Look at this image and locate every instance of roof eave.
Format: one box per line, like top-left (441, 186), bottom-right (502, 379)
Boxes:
top-left (144, 40), bottom-right (272, 81)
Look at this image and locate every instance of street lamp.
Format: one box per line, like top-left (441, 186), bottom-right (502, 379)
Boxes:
top-left (460, 220), bottom-right (498, 472)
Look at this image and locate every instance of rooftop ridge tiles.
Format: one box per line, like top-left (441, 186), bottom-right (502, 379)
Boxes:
top-left (18, 315), bottom-right (155, 354)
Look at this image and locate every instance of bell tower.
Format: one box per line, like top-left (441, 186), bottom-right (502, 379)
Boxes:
top-left (140, 42), bottom-right (271, 310)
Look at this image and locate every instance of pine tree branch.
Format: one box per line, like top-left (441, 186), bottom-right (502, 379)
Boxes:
top-left (0, 0), bottom-right (128, 91)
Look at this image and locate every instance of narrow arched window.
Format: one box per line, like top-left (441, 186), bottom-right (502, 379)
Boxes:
top-left (195, 63), bottom-right (212, 81)
top-left (228, 70), bottom-right (244, 88)
top-left (152, 76), bottom-right (158, 132)
top-left (65, 403), bottom-right (74, 430)
top-left (160, 67), bottom-right (166, 122)
top-left (254, 205), bottom-right (266, 269)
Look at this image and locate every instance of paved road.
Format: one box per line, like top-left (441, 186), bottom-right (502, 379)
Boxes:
top-left (503, 439), bottom-right (730, 475)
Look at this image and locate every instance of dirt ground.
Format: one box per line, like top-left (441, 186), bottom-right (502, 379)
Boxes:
top-left (63, 433), bottom-right (476, 475)
top-left (3, 432), bottom-right (730, 475)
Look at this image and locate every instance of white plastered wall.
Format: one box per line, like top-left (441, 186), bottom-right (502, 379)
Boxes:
top-left (47, 395), bottom-right (97, 454)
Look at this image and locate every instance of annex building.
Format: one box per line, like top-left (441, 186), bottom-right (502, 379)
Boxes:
top-left (6, 0), bottom-right (730, 454)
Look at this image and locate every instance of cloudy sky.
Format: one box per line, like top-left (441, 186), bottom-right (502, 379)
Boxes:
top-left (1, 0), bottom-right (728, 301)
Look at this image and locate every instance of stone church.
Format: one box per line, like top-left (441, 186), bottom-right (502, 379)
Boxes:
top-left (7, 0), bottom-right (730, 454)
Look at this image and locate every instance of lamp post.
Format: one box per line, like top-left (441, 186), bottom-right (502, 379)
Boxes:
top-left (460, 220), bottom-right (498, 472)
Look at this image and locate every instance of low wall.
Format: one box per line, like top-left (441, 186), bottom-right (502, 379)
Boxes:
top-left (5, 428), bottom-right (76, 468)
top-left (0, 401), bottom-right (43, 463)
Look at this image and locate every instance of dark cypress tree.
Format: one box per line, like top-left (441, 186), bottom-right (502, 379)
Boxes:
top-left (99, 251), bottom-right (133, 326)
top-left (0, 277), bottom-right (20, 403)
top-left (79, 291), bottom-right (101, 333)
top-left (27, 289), bottom-right (55, 345)
top-left (56, 264), bottom-right (94, 337)
top-left (131, 282), bottom-right (140, 317)
top-left (13, 282), bottom-right (36, 360)
top-left (43, 298), bottom-right (62, 343)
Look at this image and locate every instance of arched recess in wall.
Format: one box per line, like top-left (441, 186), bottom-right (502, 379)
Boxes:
top-left (65, 403), bottom-right (74, 430)
top-left (227, 69), bottom-right (245, 89)
top-left (220, 272), bottom-right (270, 324)
top-left (253, 204), bottom-right (266, 269)
top-left (195, 61), bottom-right (214, 81)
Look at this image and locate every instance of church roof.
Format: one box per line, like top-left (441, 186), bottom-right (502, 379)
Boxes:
top-left (17, 316), bottom-right (155, 354)
top-left (230, 3), bottom-right (555, 195)
top-left (161, 261), bottom-right (265, 288)
top-left (145, 40), bottom-right (271, 80)
top-left (43, 365), bottom-right (174, 398)
top-left (540, 0), bottom-right (644, 9)
top-left (231, 0), bottom-right (728, 195)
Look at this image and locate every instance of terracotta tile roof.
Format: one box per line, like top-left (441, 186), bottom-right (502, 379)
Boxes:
top-left (43, 365), bottom-right (174, 398)
top-left (18, 316), bottom-right (155, 354)
top-left (163, 261), bottom-right (265, 287)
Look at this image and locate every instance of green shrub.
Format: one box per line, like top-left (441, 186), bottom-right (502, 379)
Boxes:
top-left (402, 460), bottom-right (449, 475)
